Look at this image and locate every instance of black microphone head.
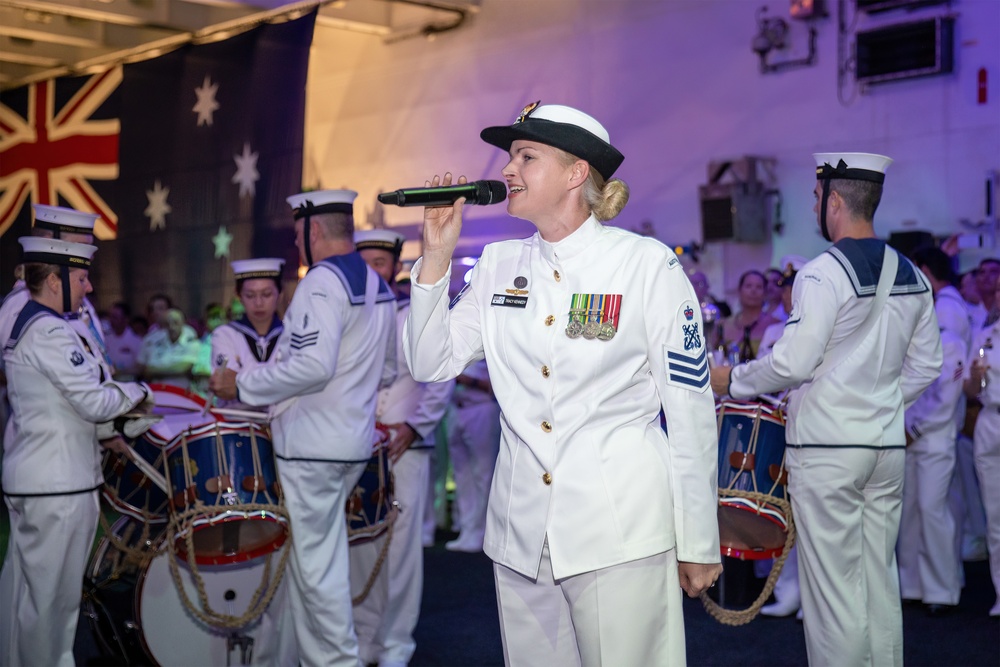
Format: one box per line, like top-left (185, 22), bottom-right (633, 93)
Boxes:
top-left (472, 180), bottom-right (508, 206)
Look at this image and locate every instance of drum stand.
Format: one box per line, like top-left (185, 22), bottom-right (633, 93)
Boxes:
top-left (226, 632), bottom-right (254, 666)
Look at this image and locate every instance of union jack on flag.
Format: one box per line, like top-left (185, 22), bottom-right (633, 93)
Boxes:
top-left (0, 67), bottom-right (122, 240)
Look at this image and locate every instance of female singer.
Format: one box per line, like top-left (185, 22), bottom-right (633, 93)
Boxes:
top-left (404, 101), bottom-right (721, 665)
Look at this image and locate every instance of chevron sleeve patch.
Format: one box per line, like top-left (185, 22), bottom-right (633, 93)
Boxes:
top-left (665, 346), bottom-right (709, 393)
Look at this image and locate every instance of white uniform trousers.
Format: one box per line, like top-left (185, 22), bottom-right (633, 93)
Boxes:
top-left (898, 429), bottom-right (961, 605)
top-left (354, 448), bottom-right (430, 667)
top-left (786, 447), bottom-right (905, 667)
top-left (0, 491), bottom-right (99, 667)
top-left (494, 541), bottom-right (684, 667)
top-left (275, 459), bottom-right (366, 667)
top-left (350, 534), bottom-right (389, 664)
top-left (950, 433), bottom-right (988, 562)
top-left (447, 401), bottom-right (500, 546)
top-left (973, 407), bottom-right (1000, 615)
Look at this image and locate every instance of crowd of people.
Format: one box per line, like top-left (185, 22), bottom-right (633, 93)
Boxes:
top-left (0, 100), bottom-right (998, 667)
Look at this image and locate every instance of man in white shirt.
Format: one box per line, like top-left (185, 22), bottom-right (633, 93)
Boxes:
top-left (352, 229), bottom-right (453, 667)
top-left (711, 153), bottom-right (941, 666)
top-left (210, 190), bottom-right (396, 666)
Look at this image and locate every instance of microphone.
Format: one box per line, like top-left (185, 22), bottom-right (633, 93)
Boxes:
top-left (378, 180), bottom-right (507, 207)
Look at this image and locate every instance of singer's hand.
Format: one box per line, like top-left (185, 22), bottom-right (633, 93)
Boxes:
top-left (419, 172), bottom-right (467, 284)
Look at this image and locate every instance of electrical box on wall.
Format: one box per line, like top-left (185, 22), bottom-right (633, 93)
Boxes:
top-left (855, 16), bottom-right (954, 85)
top-left (699, 157), bottom-right (776, 243)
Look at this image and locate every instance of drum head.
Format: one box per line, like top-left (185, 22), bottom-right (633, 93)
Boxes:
top-left (175, 514), bottom-right (288, 566)
top-left (717, 502), bottom-right (788, 560)
top-left (138, 555), bottom-right (269, 666)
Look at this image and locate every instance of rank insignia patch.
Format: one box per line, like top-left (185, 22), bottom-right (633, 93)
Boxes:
top-left (682, 323), bottom-right (702, 351)
top-left (69, 350), bottom-right (85, 366)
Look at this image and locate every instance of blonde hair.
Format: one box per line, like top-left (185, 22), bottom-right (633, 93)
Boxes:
top-left (556, 149), bottom-right (629, 222)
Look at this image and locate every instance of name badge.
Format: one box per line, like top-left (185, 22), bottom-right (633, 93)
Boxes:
top-left (491, 294), bottom-right (527, 308)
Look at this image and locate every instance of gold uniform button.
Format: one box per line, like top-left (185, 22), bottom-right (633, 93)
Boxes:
top-left (553, 270), bottom-right (561, 282)
top-left (545, 315), bottom-right (555, 326)
top-left (541, 365), bottom-right (550, 378)
top-left (542, 472), bottom-right (552, 485)
top-left (541, 421), bottom-right (552, 432)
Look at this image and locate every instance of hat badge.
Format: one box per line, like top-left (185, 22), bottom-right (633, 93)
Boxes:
top-left (515, 100), bottom-right (540, 124)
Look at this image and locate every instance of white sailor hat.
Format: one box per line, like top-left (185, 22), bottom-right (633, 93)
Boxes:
top-left (19, 236), bottom-right (97, 269)
top-left (286, 189), bottom-right (358, 220)
top-left (777, 254), bottom-right (809, 286)
top-left (32, 204), bottom-right (98, 235)
top-left (814, 153), bottom-right (892, 184)
top-left (355, 229), bottom-right (406, 256)
top-left (231, 257), bottom-right (285, 280)
top-left (481, 101), bottom-right (624, 180)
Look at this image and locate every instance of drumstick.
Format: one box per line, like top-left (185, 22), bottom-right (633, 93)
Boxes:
top-left (201, 354), bottom-right (229, 416)
top-left (210, 406), bottom-right (270, 423)
top-left (123, 445), bottom-right (169, 494)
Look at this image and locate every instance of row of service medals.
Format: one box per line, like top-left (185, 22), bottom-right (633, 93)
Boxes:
top-left (566, 293), bottom-right (622, 341)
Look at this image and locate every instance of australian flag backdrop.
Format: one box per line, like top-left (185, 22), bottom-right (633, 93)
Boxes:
top-left (0, 10), bottom-right (315, 320)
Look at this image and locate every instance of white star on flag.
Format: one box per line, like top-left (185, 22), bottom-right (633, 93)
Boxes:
top-left (145, 179), bottom-right (171, 230)
top-left (193, 75), bottom-right (220, 127)
top-left (232, 142), bottom-right (260, 199)
top-left (213, 225), bottom-right (233, 258)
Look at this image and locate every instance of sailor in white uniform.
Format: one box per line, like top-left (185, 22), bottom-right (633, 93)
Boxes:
top-left (352, 229), bottom-right (453, 667)
top-left (897, 247), bottom-right (970, 613)
top-left (965, 278), bottom-right (1000, 617)
top-left (711, 153), bottom-right (942, 667)
top-left (210, 258), bottom-right (285, 409)
top-left (405, 102), bottom-right (722, 665)
top-left (0, 205), bottom-right (112, 439)
top-left (755, 255), bottom-right (808, 619)
top-left (210, 190), bottom-right (396, 667)
top-left (0, 237), bottom-right (151, 667)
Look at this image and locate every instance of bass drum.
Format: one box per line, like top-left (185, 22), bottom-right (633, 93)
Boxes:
top-left (85, 517), bottom-right (274, 666)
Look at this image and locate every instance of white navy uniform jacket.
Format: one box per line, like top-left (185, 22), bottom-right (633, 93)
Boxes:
top-left (934, 284), bottom-right (972, 352)
top-left (730, 239), bottom-right (942, 446)
top-left (3, 301), bottom-right (149, 494)
top-left (236, 253), bottom-right (397, 462)
top-left (969, 321), bottom-right (1000, 408)
top-left (211, 315), bottom-right (283, 409)
top-left (0, 284), bottom-right (110, 381)
top-left (405, 216), bottom-right (720, 580)
top-left (375, 299), bottom-right (453, 449)
top-left (905, 328), bottom-right (965, 440)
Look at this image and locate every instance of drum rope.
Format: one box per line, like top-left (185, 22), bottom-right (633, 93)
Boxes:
top-left (352, 511), bottom-right (395, 606)
top-left (699, 490), bottom-right (796, 626)
top-left (250, 425), bottom-right (264, 503)
top-left (164, 503), bottom-right (291, 629)
top-left (97, 501), bottom-right (162, 576)
top-left (214, 424), bottom-right (231, 503)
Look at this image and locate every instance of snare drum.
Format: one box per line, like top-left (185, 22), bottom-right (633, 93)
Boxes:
top-left (102, 385), bottom-right (208, 522)
top-left (716, 400), bottom-right (790, 560)
top-left (346, 424), bottom-right (397, 544)
top-left (86, 516), bottom-right (273, 667)
top-left (164, 420), bottom-right (287, 565)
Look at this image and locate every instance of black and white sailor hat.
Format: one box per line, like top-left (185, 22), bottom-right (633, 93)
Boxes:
top-left (19, 236), bottom-right (97, 268)
top-left (231, 258), bottom-right (285, 280)
top-left (286, 190), bottom-right (358, 219)
top-left (32, 204), bottom-right (98, 235)
top-left (355, 229), bottom-right (406, 256)
top-left (814, 153), bottom-right (893, 184)
top-left (481, 101), bottom-right (624, 181)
